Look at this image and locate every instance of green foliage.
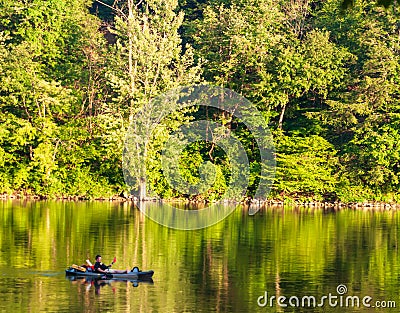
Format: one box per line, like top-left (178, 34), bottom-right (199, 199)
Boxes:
top-left (107, 0), bottom-right (201, 111)
top-left (193, 0), bottom-right (285, 102)
top-left (274, 134), bottom-right (339, 200)
top-left (108, 0), bottom-right (201, 198)
top-left (341, 0), bottom-right (397, 9)
top-left (0, 0), bottom-right (399, 202)
top-left (343, 116), bottom-right (400, 195)
top-left (0, 0), bottom-right (123, 198)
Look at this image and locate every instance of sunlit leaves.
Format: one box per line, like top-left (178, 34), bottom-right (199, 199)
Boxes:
top-left (274, 134), bottom-right (339, 199)
top-left (0, 0), bottom-right (121, 197)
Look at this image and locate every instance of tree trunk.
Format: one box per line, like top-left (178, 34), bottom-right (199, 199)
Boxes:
top-left (278, 104), bottom-right (286, 130)
top-left (138, 146), bottom-right (147, 201)
top-left (138, 179), bottom-right (147, 201)
top-left (128, 0), bottom-right (135, 121)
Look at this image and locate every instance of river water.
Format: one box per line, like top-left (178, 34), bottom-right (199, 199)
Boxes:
top-left (0, 200), bottom-right (398, 312)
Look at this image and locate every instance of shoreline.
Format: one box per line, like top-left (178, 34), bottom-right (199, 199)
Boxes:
top-left (1, 194), bottom-right (399, 210)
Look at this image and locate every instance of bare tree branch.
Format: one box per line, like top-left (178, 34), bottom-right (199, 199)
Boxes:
top-left (95, 0), bottom-right (127, 19)
top-left (136, 0), bottom-right (144, 8)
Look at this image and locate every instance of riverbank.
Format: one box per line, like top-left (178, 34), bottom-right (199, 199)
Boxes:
top-left (1, 193), bottom-right (399, 210)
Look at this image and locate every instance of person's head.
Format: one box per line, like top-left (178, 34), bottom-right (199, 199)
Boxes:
top-left (95, 255), bottom-right (101, 262)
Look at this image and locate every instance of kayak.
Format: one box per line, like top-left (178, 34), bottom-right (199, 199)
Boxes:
top-left (66, 275), bottom-right (154, 285)
top-left (65, 266), bottom-right (154, 280)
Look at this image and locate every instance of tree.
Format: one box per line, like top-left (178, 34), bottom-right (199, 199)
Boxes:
top-left (310, 0), bottom-right (400, 200)
top-left (102, 0), bottom-right (201, 199)
top-left (0, 0), bottom-right (121, 197)
top-left (273, 134), bottom-right (339, 200)
top-left (193, 0), bottom-right (350, 130)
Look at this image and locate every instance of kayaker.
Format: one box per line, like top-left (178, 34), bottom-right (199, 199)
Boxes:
top-left (94, 255), bottom-right (128, 274)
top-left (94, 255), bottom-right (111, 273)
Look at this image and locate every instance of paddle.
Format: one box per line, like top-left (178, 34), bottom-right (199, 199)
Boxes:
top-left (110, 257), bottom-right (116, 266)
top-left (104, 257), bottom-right (117, 278)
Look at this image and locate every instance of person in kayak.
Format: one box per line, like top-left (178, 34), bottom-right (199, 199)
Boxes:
top-left (94, 255), bottom-right (128, 274)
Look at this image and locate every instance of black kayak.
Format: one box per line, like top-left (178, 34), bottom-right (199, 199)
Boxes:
top-left (66, 275), bottom-right (154, 286)
top-left (65, 267), bottom-right (154, 280)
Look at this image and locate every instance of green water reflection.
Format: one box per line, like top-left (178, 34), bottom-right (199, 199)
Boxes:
top-left (0, 200), bottom-right (399, 312)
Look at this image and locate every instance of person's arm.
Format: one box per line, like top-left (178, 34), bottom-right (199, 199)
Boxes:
top-left (100, 263), bottom-right (110, 272)
top-left (96, 267), bottom-right (107, 273)
top-left (94, 262), bottom-right (108, 273)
